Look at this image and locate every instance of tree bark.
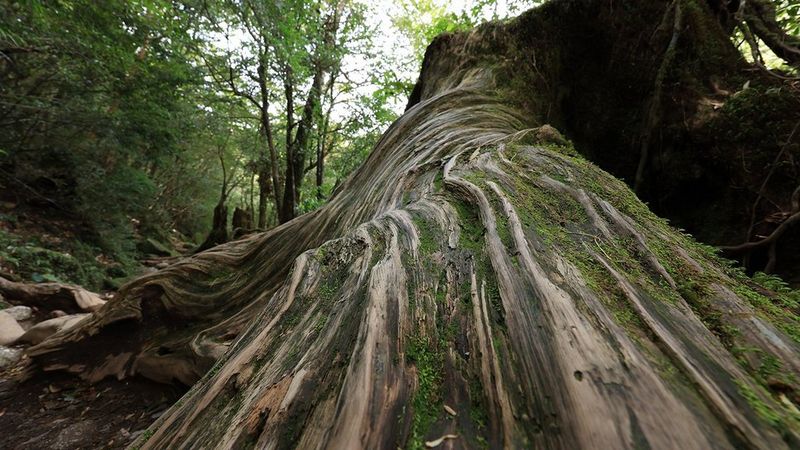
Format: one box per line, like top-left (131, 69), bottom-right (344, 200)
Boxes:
top-left (197, 144), bottom-right (235, 252)
top-left (257, 166), bottom-right (270, 230)
top-left (281, 66), bottom-right (297, 223)
top-left (257, 62), bottom-right (283, 228)
top-left (315, 68), bottom-right (337, 200)
top-left (195, 201), bottom-right (228, 253)
top-left (281, 5), bottom-right (343, 221)
top-left (315, 123), bottom-right (325, 199)
top-left (14, 1), bottom-right (800, 448)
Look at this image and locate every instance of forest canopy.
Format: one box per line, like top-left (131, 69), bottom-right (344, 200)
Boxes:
top-left (0, 0), bottom-right (529, 285)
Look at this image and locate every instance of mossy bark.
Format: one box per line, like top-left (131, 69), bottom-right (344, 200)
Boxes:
top-left (16, 1), bottom-right (800, 448)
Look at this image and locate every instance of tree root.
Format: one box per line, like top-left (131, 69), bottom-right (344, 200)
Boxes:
top-left (721, 208), bottom-right (800, 263)
top-left (0, 276), bottom-right (105, 313)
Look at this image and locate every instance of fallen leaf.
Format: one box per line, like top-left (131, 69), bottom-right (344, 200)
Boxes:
top-left (425, 434), bottom-right (458, 448)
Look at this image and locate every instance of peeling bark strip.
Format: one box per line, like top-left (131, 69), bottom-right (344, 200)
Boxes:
top-left (19, 2), bottom-right (800, 450)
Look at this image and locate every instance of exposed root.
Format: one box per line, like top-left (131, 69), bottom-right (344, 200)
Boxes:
top-left (0, 276), bottom-right (105, 313)
top-left (722, 209), bottom-right (800, 254)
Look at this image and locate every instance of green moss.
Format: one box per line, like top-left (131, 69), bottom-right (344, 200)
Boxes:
top-left (730, 281), bottom-right (800, 344)
top-left (450, 196), bottom-right (485, 255)
top-left (676, 277), bottom-right (739, 348)
top-left (733, 349), bottom-right (799, 392)
top-left (130, 429), bottom-right (154, 450)
top-left (432, 171), bottom-right (444, 192)
top-left (540, 141), bottom-right (580, 159)
top-left (736, 380), bottom-right (785, 429)
top-left (412, 215), bottom-right (440, 257)
top-left (406, 335), bottom-right (444, 450)
top-left (313, 315), bottom-right (328, 335)
top-left (469, 380), bottom-right (490, 449)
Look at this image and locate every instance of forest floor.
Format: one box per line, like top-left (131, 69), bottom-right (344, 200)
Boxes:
top-left (0, 371), bottom-right (185, 450)
top-left (0, 203), bottom-right (193, 449)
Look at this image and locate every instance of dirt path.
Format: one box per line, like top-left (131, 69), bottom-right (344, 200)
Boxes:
top-left (0, 368), bottom-right (184, 450)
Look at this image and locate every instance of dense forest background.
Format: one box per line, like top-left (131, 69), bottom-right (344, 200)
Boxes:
top-left (2, 0), bottom-right (799, 291)
top-left (0, 0), bottom-right (534, 290)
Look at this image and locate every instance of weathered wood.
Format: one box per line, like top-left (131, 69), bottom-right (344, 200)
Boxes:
top-left (16, 1), bottom-right (800, 448)
top-left (0, 276), bottom-right (105, 313)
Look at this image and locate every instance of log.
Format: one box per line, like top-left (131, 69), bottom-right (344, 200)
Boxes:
top-left (0, 277), bottom-right (105, 313)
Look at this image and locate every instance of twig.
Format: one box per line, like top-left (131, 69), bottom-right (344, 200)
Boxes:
top-left (745, 120), bottom-right (800, 240)
top-left (721, 209), bottom-right (800, 254)
top-left (738, 21), bottom-right (800, 81)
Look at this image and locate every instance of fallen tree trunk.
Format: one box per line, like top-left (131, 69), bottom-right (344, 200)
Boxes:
top-left (13, 1), bottom-right (800, 448)
top-left (0, 276), bottom-right (105, 313)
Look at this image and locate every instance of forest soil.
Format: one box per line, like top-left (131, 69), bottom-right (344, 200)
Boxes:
top-left (0, 369), bottom-right (184, 450)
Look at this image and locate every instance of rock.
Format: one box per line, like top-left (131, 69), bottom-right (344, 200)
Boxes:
top-left (0, 311), bottom-right (24, 345)
top-left (16, 314), bottom-right (90, 345)
top-left (73, 289), bottom-right (105, 311)
top-left (104, 276), bottom-right (132, 290)
top-left (3, 305), bottom-right (32, 321)
top-left (52, 420), bottom-right (96, 450)
top-left (129, 430), bottom-right (146, 441)
top-left (51, 310), bottom-right (67, 318)
top-left (529, 124), bottom-right (570, 146)
top-left (0, 346), bottom-right (22, 368)
top-left (137, 237), bottom-right (177, 257)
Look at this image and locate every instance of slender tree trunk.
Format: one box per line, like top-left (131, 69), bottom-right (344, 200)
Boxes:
top-left (316, 73), bottom-right (337, 200)
top-left (249, 172), bottom-right (255, 215)
top-left (257, 62), bottom-right (283, 227)
top-left (14, 1), bottom-right (800, 448)
top-left (281, 67), bottom-right (297, 223)
top-left (291, 67), bottom-right (324, 200)
top-left (257, 169), bottom-right (270, 230)
top-left (315, 125), bottom-right (325, 199)
top-left (281, 6), bottom-right (342, 221)
top-left (197, 146), bottom-right (232, 252)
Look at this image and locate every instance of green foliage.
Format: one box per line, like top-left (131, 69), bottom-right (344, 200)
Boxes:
top-left (0, 0), bottom-right (546, 267)
top-left (777, 0), bottom-right (800, 36)
top-left (392, 0), bottom-right (538, 65)
top-left (0, 0), bottom-right (223, 259)
top-left (0, 229), bottom-right (111, 290)
top-left (392, 0), bottom-right (473, 60)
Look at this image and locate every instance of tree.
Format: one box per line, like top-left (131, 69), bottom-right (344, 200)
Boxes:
top-left (14, 0), bottom-right (800, 448)
top-left (195, 131), bottom-right (246, 252)
top-left (197, 0), bottom-right (373, 226)
top-left (0, 0), bottom-right (232, 262)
